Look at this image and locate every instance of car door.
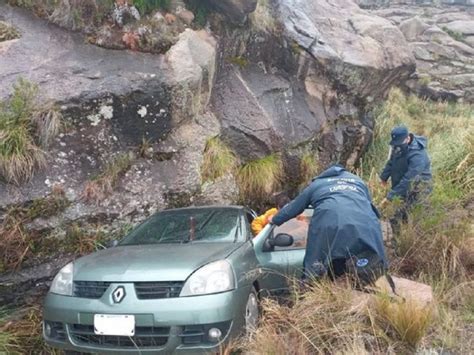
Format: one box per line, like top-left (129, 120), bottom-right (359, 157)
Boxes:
top-left (253, 209), bottom-right (313, 295)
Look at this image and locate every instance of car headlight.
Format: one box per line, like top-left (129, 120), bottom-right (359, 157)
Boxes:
top-left (50, 262), bottom-right (74, 296)
top-left (180, 260), bottom-right (235, 297)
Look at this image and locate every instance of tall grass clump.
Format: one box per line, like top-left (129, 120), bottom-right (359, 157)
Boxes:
top-left (237, 154), bottom-right (283, 206)
top-left (0, 78), bottom-right (62, 185)
top-left (201, 136), bottom-right (237, 183)
top-left (299, 151), bottom-right (318, 188)
top-left (249, 0), bottom-right (276, 33)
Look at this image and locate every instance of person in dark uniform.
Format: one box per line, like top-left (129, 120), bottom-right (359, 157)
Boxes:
top-left (270, 164), bottom-right (387, 283)
top-left (380, 126), bottom-right (432, 227)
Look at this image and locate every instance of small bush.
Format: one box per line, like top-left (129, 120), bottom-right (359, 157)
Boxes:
top-left (82, 153), bottom-right (134, 203)
top-left (237, 154), bottom-right (283, 205)
top-left (201, 136), bottom-right (237, 183)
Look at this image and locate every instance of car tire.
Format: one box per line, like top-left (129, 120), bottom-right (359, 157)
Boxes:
top-left (244, 286), bottom-right (259, 334)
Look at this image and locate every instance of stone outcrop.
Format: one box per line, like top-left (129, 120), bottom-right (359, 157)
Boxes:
top-left (360, 1), bottom-right (474, 101)
top-left (214, 0), bottom-right (414, 166)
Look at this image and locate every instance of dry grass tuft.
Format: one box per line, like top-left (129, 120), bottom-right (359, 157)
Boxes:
top-left (299, 151), bottom-right (319, 188)
top-left (0, 78), bottom-right (63, 185)
top-left (201, 136), bottom-right (237, 183)
top-left (0, 188), bottom-right (70, 271)
top-left (82, 153), bottom-right (134, 203)
top-left (237, 154), bottom-right (283, 206)
top-left (373, 296), bottom-right (433, 347)
top-left (0, 306), bottom-right (61, 354)
top-left (250, 0), bottom-right (276, 33)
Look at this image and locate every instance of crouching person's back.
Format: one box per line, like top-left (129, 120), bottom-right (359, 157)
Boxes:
top-left (271, 164), bottom-right (387, 287)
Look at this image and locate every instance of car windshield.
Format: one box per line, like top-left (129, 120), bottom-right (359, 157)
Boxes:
top-left (120, 208), bottom-right (242, 245)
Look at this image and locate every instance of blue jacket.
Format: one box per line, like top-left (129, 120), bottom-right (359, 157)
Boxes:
top-left (272, 165), bottom-right (387, 268)
top-left (380, 135), bottom-right (432, 200)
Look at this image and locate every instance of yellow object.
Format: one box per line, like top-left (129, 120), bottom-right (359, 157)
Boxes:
top-left (251, 208), bottom-right (278, 236)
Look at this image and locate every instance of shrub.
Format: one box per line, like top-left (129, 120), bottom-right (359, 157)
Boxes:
top-left (201, 136), bottom-right (237, 183)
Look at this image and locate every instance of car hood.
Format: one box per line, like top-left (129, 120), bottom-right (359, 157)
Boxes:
top-left (73, 242), bottom-right (244, 282)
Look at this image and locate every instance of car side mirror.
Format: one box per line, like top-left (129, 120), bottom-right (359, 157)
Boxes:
top-left (270, 233), bottom-right (294, 248)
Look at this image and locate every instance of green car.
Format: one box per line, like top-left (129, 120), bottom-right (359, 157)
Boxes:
top-left (43, 206), bottom-right (312, 354)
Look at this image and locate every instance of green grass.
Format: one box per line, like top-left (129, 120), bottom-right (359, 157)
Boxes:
top-left (0, 78), bottom-right (52, 185)
top-left (299, 151), bottom-right (318, 188)
top-left (133, 0), bottom-right (171, 15)
top-left (201, 136), bottom-right (237, 183)
top-left (442, 26), bottom-right (465, 42)
top-left (186, 0), bottom-right (212, 27)
top-left (237, 154), bottom-right (283, 205)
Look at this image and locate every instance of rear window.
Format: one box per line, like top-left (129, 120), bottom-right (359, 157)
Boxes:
top-left (120, 208), bottom-right (242, 245)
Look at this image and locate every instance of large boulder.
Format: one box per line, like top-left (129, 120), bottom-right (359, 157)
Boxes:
top-left (213, 0), bottom-right (414, 164)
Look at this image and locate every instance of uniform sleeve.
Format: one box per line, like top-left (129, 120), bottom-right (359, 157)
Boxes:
top-left (387, 152), bottom-right (425, 200)
top-left (272, 186), bottom-right (313, 226)
top-left (380, 159), bottom-right (393, 182)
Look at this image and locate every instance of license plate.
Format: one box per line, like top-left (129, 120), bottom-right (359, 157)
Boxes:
top-left (94, 314), bottom-right (135, 336)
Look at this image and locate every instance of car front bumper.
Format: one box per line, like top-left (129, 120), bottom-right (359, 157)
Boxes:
top-left (43, 284), bottom-right (251, 354)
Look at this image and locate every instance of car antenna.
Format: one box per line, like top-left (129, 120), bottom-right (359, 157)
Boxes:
top-left (189, 216), bottom-right (195, 242)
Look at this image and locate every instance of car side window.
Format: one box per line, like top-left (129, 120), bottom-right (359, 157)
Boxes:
top-left (273, 216), bottom-right (309, 251)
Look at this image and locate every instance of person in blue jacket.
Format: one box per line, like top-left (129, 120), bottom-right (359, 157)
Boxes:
top-left (271, 164), bottom-right (387, 281)
top-left (380, 126), bottom-right (432, 222)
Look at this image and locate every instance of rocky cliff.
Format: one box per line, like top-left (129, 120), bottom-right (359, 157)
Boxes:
top-left (0, 0), bottom-right (415, 300)
top-left (357, 0), bottom-right (474, 101)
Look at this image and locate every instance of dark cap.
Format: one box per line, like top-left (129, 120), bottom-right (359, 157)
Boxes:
top-left (389, 126), bottom-right (409, 146)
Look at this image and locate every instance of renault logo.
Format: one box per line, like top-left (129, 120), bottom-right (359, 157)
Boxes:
top-left (112, 286), bottom-right (126, 303)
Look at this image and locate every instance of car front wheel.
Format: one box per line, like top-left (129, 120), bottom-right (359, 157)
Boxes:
top-left (245, 287), bottom-right (259, 333)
